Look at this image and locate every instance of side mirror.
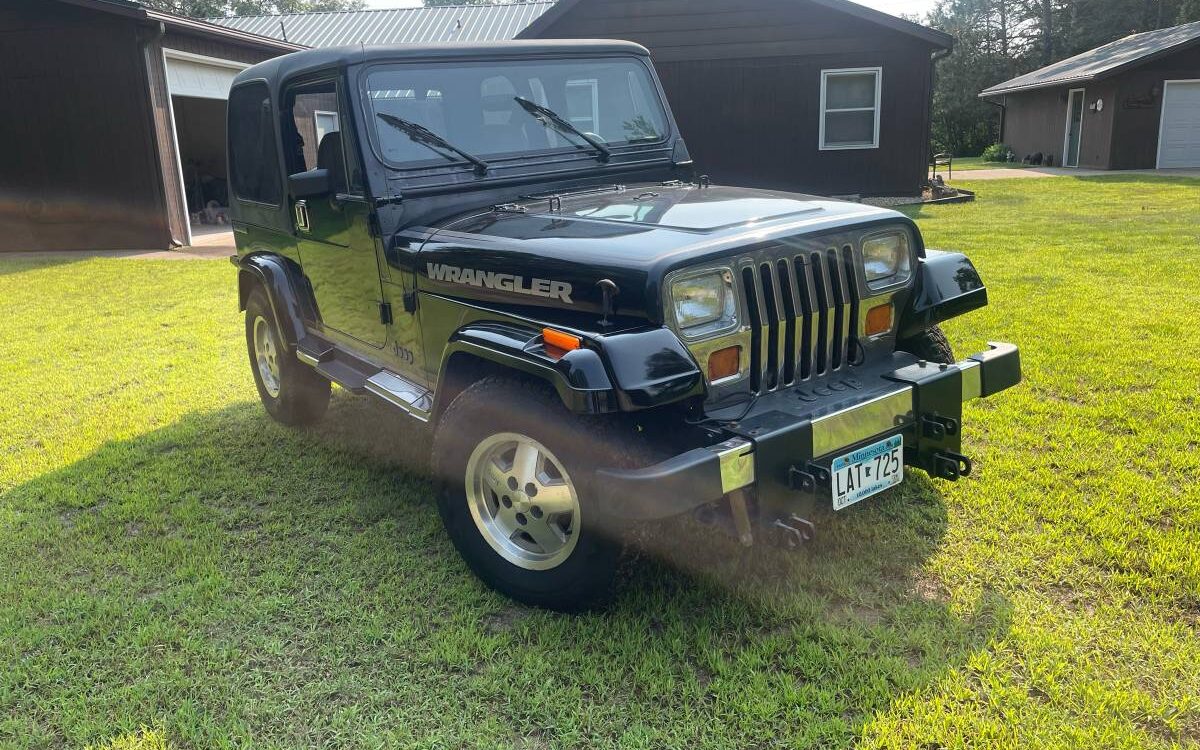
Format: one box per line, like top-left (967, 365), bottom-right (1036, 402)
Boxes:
top-left (288, 168), bottom-right (331, 198)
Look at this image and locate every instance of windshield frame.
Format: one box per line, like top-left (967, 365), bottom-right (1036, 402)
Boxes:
top-left (356, 53), bottom-right (674, 175)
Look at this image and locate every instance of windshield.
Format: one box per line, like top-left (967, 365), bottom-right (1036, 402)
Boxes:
top-left (364, 57), bottom-right (669, 169)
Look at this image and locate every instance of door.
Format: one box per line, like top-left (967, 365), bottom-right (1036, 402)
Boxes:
top-left (1063, 88), bottom-right (1085, 168)
top-left (283, 79), bottom-right (386, 348)
top-left (1157, 80), bottom-right (1200, 169)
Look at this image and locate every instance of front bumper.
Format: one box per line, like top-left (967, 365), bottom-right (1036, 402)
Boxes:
top-left (597, 342), bottom-right (1020, 522)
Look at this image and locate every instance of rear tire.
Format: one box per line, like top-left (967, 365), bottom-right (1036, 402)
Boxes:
top-left (245, 286), bottom-right (330, 426)
top-left (898, 325), bottom-right (954, 365)
top-left (432, 377), bottom-right (642, 611)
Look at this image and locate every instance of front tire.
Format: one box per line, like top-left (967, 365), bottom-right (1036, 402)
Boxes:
top-left (245, 287), bottom-right (331, 426)
top-left (432, 377), bottom-right (635, 611)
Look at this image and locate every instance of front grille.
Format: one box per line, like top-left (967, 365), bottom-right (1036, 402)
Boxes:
top-left (740, 245), bottom-right (859, 393)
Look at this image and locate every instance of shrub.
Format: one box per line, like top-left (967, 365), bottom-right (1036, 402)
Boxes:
top-left (981, 143), bottom-right (1015, 163)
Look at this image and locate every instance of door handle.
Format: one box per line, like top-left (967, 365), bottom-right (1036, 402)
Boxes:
top-left (294, 200), bottom-right (311, 233)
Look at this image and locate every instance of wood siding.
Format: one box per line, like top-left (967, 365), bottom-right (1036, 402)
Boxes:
top-left (0, 0), bottom-right (170, 251)
top-left (1002, 83), bottom-right (1115, 169)
top-left (525, 0), bottom-right (940, 196)
top-left (163, 29), bottom-right (280, 67)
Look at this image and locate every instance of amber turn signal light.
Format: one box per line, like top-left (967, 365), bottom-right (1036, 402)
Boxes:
top-left (542, 328), bottom-right (581, 353)
top-left (864, 303), bottom-right (894, 336)
top-left (708, 345), bottom-right (742, 381)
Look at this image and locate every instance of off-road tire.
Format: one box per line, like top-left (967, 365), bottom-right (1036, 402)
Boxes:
top-left (245, 287), bottom-right (331, 426)
top-left (898, 325), bottom-right (954, 365)
top-left (432, 376), bottom-right (646, 611)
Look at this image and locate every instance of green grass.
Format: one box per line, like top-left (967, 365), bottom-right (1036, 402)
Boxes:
top-left (2, 174), bottom-right (1199, 749)
top-left (945, 156), bottom-right (1031, 171)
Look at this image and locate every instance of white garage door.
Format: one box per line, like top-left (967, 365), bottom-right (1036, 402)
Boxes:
top-left (165, 52), bottom-right (244, 100)
top-left (1158, 80), bottom-right (1200, 169)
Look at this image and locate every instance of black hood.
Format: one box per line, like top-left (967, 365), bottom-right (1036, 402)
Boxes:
top-left (417, 183), bottom-right (910, 327)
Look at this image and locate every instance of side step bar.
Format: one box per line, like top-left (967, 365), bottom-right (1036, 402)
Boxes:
top-left (364, 371), bottom-right (433, 422)
top-left (295, 342), bottom-right (432, 422)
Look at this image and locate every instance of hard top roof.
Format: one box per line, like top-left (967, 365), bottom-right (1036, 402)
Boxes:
top-left (233, 39), bottom-right (651, 88)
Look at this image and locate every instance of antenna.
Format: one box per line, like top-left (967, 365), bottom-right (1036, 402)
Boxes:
top-left (279, 18), bottom-right (287, 42)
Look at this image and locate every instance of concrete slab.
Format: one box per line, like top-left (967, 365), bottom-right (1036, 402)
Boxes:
top-left (0, 227), bottom-right (234, 261)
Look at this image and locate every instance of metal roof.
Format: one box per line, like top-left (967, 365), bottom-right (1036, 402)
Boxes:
top-left (212, 2), bottom-right (556, 48)
top-left (518, 0), bottom-right (952, 49)
top-left (981, 20), bottom-right (1200, 96)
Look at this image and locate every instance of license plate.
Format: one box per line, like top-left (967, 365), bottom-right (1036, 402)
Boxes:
top-left (830, 434), bottom-right (903, 511)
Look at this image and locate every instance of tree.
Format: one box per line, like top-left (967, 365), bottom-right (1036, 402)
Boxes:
top-left (141, 0), bottom-right (364, 19)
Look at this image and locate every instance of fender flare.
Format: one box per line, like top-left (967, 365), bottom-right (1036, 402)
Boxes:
top-left (436, 322), bottom-right (705, 416)
top-left (233, 253), bottom-right (316, 348)
top-left (439, 323), bottom-right (619, 415)
top-left (898, 250), bottom-right (989, 340)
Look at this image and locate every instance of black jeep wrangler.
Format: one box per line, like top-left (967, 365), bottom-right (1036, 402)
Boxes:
top-left (228, 41), bottom-right (1020, 610)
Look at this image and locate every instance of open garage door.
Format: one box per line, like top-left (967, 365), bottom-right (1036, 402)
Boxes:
top-left (165, 51), bottom-right (243, 100)
top-left (1158, 80), bottom-right (1200, 169)
top-left (163, 51), bottom-right (247, 246)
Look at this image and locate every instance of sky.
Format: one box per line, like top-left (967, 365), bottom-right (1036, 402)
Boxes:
top-left (360, 0), bottom-right (940, 22)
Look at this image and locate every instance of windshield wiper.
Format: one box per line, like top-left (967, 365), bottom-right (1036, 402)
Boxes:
top-left (513, 96), bottom-right (612, 163)
top-left (375, 113), bottom-right (490, 175)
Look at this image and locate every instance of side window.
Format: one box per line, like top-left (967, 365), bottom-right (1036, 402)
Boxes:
top-left (283, 81), bottom-right (348, 193)
top-left (228, 82), bottom-right (282, 205)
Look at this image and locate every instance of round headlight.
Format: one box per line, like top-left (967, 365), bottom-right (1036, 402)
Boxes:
top-left (862, 232), bottom-right (912, 290)
top-left (671, 269), bottom-right (738, 338)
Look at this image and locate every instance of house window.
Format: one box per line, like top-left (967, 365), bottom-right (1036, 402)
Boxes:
top-left (314, 110), bottom-right (340, 145)
top-left (820, 67), bottom-right (881, 150)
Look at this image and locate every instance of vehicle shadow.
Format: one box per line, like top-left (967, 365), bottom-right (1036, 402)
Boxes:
top-left (1, 396), bottom-right (1009, 748)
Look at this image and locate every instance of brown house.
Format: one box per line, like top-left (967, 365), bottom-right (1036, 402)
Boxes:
top-left (0, 0), bottom-right (301, 252)
top-left (980, 21), bottom-right (1200, 170)
top-left (515, 0), bottom-right (953, 197)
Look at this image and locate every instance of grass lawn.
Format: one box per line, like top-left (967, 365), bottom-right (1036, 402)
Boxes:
top-left (2, 175), bottom-right (1199, 749)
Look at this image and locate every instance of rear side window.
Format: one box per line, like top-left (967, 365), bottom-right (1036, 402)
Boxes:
top-left (228, 82), bottom-right (282, 205)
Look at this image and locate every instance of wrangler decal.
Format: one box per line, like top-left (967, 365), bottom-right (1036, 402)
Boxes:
top-left (426, 263), bottom-right (574, 304)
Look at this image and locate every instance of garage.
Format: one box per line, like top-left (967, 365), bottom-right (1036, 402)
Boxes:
top-left (164, 51), bottom-right (248, 245)
top-left (1157, 80), bottom-right (1200, 168)
top-left (0, 0), bottom-right (298, 252)
top-left (981, 21), bottom-right (1200, 171)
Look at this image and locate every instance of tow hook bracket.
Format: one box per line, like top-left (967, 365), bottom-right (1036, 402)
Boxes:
top-left (771, 515), bottom-right (816, 548)
top-left (922, 414), bottom-right (959, 439)
top-left (788, 463), bottom-right (831, 493)
top-left (933, 451), bottom-right (972, 480)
